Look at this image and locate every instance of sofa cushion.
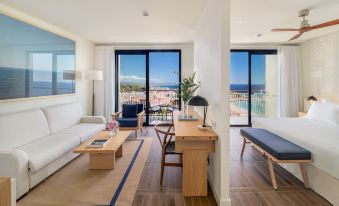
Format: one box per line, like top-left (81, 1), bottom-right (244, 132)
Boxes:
top-left (17, 134), bottom-right (80, 172)
top-left (57, 123), bottom-right (105, 143)
top-left (42, 103), bottom-right (84, 134)
top-left (118, 118), bottom-right (138, 127)
top-left (0, 109), bottom-right (50, 149)
top-left (122, 104), bottom-right (138, 118)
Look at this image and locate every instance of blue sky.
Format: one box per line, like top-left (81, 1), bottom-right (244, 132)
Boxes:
top-left (32, 53), bottom-right (75, 82)
top-left (230, 52), bottom-right (266, 85)
top-left (120, 52), bottom-right (179, 86)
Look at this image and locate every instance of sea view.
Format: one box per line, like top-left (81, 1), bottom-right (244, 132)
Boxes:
top-left (230, 84), bottom-right (265, 92)
top-left (230, 83), bottom-right (266, 117)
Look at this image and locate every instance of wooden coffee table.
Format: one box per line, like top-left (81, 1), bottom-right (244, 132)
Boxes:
top-left (73, 130), bottom-right (131, 170)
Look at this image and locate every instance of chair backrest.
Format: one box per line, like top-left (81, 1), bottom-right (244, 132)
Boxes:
top-left (122, 103), bottom-right (144, 118)
top-left (122, 104), bottom-right (138, 118)
top-left (154, 123), bottom-right (175, 148)
top-left (136, 103), bottom-right (144, 114)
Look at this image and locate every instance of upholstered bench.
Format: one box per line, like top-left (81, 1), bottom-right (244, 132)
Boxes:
top-left (240, 128), bottom-right (312, 189)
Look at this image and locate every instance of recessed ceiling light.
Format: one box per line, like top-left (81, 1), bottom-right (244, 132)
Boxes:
top-left (237, 20), bottom-right (243, 24)
top-left (142, 11), bottom-right (150, 17)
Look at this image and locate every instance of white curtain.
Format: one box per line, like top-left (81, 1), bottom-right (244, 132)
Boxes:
top-left (278, 46), bottom-right (302, 117)
top-left (94, 46), bottom-right (115, 122)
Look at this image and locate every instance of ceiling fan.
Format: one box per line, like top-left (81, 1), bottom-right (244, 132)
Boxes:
top-left (271, 9), bottom-right (339, 41)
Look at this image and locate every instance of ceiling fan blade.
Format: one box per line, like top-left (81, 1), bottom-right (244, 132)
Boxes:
top-left (271, 28), bottom-right (300, 32)
top-left (289, 32), bottom-right (304, 41)
top-left (310, 19), bottom-right (339, 30)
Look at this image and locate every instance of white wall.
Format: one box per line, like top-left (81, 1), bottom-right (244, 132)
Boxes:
top-left (194, 0), bottom-right (230, 205)
top-left (0, 3), bottom-right (94, 115)
top-left (301, 31), bottom-right (339, 104)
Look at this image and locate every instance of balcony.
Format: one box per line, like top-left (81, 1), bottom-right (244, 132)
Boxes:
top-left (230, 91), bottom-right (276, 125)
top-left (119, 89), bottom-right (179, 124)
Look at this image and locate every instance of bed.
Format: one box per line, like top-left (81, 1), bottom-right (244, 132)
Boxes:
top-left (252, 102), bottom-right (339, 205)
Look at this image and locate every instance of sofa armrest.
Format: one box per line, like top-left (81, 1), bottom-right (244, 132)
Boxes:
top-left (0, 149), bottom-right (29, 198)
top-left (81, 116), bottom-right (106, 125)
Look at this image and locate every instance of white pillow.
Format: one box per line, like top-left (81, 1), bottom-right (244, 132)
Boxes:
top-left (306, 102), bottom-right (339, 125)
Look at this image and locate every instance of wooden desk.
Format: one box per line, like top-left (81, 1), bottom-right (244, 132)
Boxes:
top-left (173, 111), bottom-right (218, 196)
top-left (0, 177), bottom-right (11, 206)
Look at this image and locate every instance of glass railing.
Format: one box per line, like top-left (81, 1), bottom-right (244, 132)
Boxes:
top-left (119, 89), bottom-right (179, 110)
top-left (230, 91), bottom-right (267, 117)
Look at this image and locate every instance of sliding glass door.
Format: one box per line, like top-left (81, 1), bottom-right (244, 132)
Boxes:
top-left (116, 51), bottom-right (147, 124)
top-left (230, 50), bottom-right (277, 126)
top-left (115, 50), bottom-right (181, 126)
top-left (230, 52), bottom-right (249, 125)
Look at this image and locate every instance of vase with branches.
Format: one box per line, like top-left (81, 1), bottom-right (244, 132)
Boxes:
top-left (177, 72), bottom-right (200, 116)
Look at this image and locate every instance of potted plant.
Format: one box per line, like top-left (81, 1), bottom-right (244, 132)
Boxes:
top-left (177, 72), bottom-right (200, 116)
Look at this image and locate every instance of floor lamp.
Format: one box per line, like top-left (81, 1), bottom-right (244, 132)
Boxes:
top-left (85, 70), bottom-right (103, 115)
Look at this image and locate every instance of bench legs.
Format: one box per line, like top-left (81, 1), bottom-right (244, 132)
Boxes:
top-left (240, 136), bottom-right (251, 159)
top-left (241, 135), bottom-right (311, 190)
top-left (268, 157), bottom-right (278, 189)
top-left (240, 136), bottom-right (246, 158)
top-left (267, 159), bottom-right (310, 189)
top-left (300, 163), bottom-right (310, 188)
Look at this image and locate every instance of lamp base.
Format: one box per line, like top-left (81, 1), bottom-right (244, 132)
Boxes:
top-left (197, 125), bottom-right (210, 131)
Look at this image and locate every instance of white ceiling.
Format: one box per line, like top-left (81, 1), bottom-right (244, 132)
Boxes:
top-left (0, 0), bottom-right (206, 44)
top-left (1, 0), bottom-right (339, 44)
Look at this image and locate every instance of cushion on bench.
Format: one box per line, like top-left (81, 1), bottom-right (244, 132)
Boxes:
top-left (240, 128), bottom-right (311, 160)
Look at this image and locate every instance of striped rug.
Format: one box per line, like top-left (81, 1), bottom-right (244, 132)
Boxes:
top-left (18, 138), bottom-right (152, 206)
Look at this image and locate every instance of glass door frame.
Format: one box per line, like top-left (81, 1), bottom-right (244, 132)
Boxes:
top-left (230, 49), bottom-right (277, 127)
top-left (115, 49), bottom-right (182, 126)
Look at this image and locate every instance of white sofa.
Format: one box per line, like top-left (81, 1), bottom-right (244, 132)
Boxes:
top-left (0, 103), bottom-right (106, 199)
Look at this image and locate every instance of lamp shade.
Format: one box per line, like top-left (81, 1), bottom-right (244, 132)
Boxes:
top-left (85, 70), bottom-right (103, 80)
top-left (187, 95), bottom-right (208, 106)
top-left (306, 95), bottom-right (317, 102)
top-left (63, 70), bottom-right (75, 80)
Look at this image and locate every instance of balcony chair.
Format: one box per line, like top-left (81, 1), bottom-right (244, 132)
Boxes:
top-left (111, 103), bottom-right (144, 138)
top-left (154, 123), bottom-right (182, 186)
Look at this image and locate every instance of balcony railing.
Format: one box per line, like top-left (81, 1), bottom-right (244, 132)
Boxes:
top-left (120, 90), bottom-right (270, 120)
top-left (230, 91), bottom-right (266, 117)
top-left (119, 89), bottom-right (179, 109)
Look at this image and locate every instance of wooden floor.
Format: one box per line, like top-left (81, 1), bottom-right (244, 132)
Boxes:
top-left (132, 127), bottom-right (332, 206)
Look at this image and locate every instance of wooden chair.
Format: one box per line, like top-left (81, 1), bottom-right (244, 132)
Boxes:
top-left (111, 103), bottom-right (144, 138)
top-left (154, 123), bottom-right (182, 186)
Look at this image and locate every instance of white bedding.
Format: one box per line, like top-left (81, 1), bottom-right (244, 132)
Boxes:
top-left (252, 117), bottom-right (339, 180)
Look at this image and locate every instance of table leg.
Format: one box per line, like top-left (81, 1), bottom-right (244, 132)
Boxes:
top-left (183, 149), bottom-right (209, 196)
top-left (89, 153), bottom-right (115, 170)
top-left (0, 177), bottom-right (11, 206)
top-left (116, 145), bottom-right (123, 157)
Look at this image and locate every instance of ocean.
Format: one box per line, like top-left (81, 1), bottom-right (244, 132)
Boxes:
top-left (230, 84), bottom-right (265, 93)
top-left (152, 84), bottom-right (179, 89)
top-left (230, 84), bottom-right (266, 116)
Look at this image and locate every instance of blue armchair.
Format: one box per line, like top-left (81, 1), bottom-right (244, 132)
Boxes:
top-left (111, 103), bottom-right (144, 138)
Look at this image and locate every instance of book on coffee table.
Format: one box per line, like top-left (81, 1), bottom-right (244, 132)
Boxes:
top-left (87, 139), bottom-right (108, 148)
